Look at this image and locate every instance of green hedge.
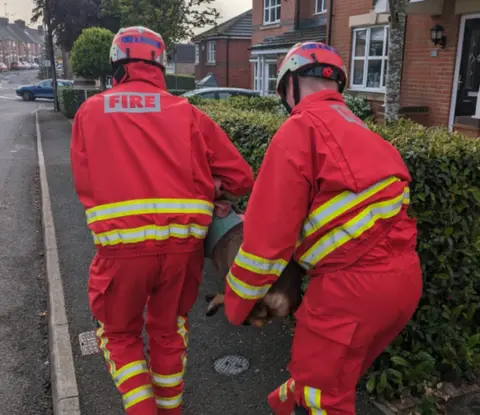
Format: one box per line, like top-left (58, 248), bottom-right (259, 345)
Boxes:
top-left (191, 99), bottom-right (480, 401)
top-left (165, 74), bottom-right (195, 91)
top-left (59, 88), bottom-right (101, 118)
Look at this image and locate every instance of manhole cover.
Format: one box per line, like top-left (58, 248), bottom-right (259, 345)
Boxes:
top-left (213, 355), bottom-right (249, 376)
top-left (79, 330), bottom-right (100, 356)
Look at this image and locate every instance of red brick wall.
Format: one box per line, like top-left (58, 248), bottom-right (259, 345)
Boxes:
top-left (252, 0), bottom-right (295, 45)
top-left (194, 38), bottom-right (252, 89)
top-left (400, 3), bottom-right (460, 126)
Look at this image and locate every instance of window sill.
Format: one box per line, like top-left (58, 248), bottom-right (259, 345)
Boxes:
top-left (314, 10), bottom-right (327, 15)
top-left (347, 88), bottom-right (385, 101)
top-left (206, 62), bottom-right (216, 66)
top-left (261, 22), bottom-right (281, 30)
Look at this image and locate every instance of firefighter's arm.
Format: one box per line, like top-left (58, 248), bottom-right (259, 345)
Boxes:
top-left (70, 108), bottom-right (94, 209)
top-left (224, 125), bottom-right (311, 325)
top-left (193, 107), bottom-right (254, 198)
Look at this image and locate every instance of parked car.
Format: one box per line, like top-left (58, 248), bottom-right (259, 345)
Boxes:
top-left (0, 63), bottom-right (7, 72)
top-left (16, 79), bottom-right (74, 101)
top-left (17, 62), bottom-right (27, 70)
top-left (10, 62), bottom-right (19, 70)
top-left (31, 62), bottom-right (39, 69)
top-left (182, 87), bottom-right (261, 99)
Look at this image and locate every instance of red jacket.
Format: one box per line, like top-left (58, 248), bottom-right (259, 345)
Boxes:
top-left (224, 90), bottom-right (417, 325)
top-left (71, 62), bottom-right (254, 256)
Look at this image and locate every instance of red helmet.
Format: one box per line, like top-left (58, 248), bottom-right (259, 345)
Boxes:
top-left (276, 42), bottom-right (347, 102)
top-left (110, 26), bottom-right (166, 68)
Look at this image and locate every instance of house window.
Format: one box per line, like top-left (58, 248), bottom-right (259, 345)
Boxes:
top-left (316, 0), bottom-right (327, 14)
top-left (195, 44), bottom-right (199, 65)
top-left (265, 62), bottom-right (278, 95)
top-left (253, 61), bottom-right (261, 92)
top-left (264, 0), bottom-right (281, 25)
top-left (351, 25), bottom-right (389, 92)
top-left (207, 41), bottom-right (216, 64)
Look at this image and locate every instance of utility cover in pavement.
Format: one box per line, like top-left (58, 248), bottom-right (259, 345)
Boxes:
top-left (214, 354), bottom-right (249, 376)
top-left (79, 330), bottom-right (100, 356)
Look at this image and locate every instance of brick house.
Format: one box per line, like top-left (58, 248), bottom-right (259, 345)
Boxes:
top-left (251, 0), bottom-right (327, 96)
top-left (250, 0), bottom-right (480, 136)
top-left (192, 9), bottom-right (253, 89)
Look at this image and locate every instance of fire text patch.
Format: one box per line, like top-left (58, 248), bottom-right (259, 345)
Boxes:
top-left (104, 93), bottom-right (161, 113)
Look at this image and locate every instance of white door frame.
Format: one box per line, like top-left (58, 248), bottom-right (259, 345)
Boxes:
top-left (448, 13), bottom-right (480, 131)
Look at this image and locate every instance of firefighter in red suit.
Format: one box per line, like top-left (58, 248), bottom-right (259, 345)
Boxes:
top-left (223, 42), bottom-right (423, 415)
top-left (71, 26), bottom-right (254, 414)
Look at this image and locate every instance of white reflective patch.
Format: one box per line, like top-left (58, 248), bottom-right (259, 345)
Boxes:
top-left (104, 93), bottom-right (161, 113)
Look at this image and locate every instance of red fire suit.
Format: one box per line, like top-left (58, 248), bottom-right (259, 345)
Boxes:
top-left (71, 61), bottom-right (254, 414)
top-left (224, 90), bottom-right (423, 415)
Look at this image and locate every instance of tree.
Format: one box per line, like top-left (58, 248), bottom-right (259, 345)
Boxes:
top-left (384, 0), bottom-right (408, 122)
top-left (100, 0), bottom-right (220, 48)
top-left (32, 0), bottom-right (118, 51)
top-left (71, 27), bottom-right (114, 86)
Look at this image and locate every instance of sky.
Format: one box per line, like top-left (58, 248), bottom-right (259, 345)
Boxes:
top-left (6, 0), bottom-right (252, 29)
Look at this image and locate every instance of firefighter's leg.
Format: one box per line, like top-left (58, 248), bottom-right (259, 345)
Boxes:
top-left (146, 249), bottom-right (204, 414)
top-left (89, 254), bottom-right (158, 415)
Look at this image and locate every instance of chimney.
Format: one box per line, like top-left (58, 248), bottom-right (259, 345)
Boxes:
top-left (14, 19), bottom-right (26, 29)
top-left (0, 17), bottom-right (8, 26)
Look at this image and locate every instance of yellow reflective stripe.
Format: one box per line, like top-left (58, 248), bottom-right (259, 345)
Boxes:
top-left (123, 385), bottom-right (154, 410)
top-left (152, 370), bottom-right (184, 388)
top-left (177, 316), bottom-right (188, 348)
top-left (86, 198), bottom-right (214, 224)
top-left (226, 271), bottom-right (271, 300)
top-left (95, 321), bottom-right (116, 375)
top-left (113, 360), bottom-right (149, 387)
top-left (304, 386), bottom-right (326, 414)
top-left (299, 176), bottom-right (400, 244)
top-left (92, 223), bottom-right (208, 246)
top-left (299, 189), bottom-right (409, 270)
top-left (234, 247), bottom-right (288, 277)
top-left (155, 393), bottom-right (183, 409)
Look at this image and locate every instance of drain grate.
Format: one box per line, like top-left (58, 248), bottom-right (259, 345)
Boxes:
top-left (213, 354), bottom-right (249, 376)
top-left (79, 330), bottom-right (100, 356)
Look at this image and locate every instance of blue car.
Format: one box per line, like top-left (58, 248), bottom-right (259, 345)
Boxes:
top-left (16, 79), bottom-right (74, 101)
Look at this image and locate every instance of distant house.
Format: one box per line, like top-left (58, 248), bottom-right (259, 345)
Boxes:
top-left (164, 44), bottom-right (196, 76)
top-left (0, 18), bottom-right (43, 67)
top-left (192, 9), bottom-right (253, 89)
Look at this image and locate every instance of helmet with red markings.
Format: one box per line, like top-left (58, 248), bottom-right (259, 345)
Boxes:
top-left (276, 41), bottom-right (347, 103)
top-left (110, 26), bottom-right (166, 68)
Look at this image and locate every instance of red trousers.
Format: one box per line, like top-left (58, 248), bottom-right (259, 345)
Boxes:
top-left (88, 249), bottom-right (204, 415)
top-left (268, 252), bottom-right (422, 415)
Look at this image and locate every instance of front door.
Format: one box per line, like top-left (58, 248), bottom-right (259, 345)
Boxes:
top-left (456, 18), bottom-right (480, 116)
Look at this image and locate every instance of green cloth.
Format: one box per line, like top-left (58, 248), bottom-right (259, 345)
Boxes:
top-left (204, 208), bottom-right (243, 259)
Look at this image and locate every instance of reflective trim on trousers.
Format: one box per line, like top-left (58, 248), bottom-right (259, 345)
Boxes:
top-left (226, 271), bottom-right (271, 301)
top-left (86, 198), bottom-right (214, 224)
top-left (303, 386), bottom-right (327, 415)
top-left (279, 378), bottom-right (296, 402)
top-left (298, 189), bottom-right (410, 270)
top-left (234, 247), bottom-right (288, 277)
top-left (92, 223), bottom-right (208, 246)
top-left (123, 384), bottom-right (154, 410)
top-left (155, 393), bottom-right (183, 409)
top-left (95, 321), bottom-right (117, 375)
top-left (113, 360), bottom-right (149, 387)
top-left (299, 177), bottom-right (401, 243)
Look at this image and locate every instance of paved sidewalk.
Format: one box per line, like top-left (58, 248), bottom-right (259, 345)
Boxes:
top-left (39, 109), bottom-right (383, 415)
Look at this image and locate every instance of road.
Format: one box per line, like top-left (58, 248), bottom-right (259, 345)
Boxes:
top-left (0, 69), bottom-right (52, 414)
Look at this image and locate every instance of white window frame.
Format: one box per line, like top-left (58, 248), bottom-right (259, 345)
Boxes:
top-left (316, 0), bottom-right (327, 14)
top-left (195, 44), bottom-right (199, 65)
top-left (350, 25), bottom-right (389, 93)
top-left (264, 0), bottom-right (281, 25)
top-left (207, 41), bottom-right (216, 64)
top-left (264, 60), bottom-right (278, 96)
top-left (252, 59), bottom-right (261, 92)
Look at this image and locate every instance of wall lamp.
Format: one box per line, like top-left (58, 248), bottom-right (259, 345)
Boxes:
top-left (430, 24), bottom-right (446, 49)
